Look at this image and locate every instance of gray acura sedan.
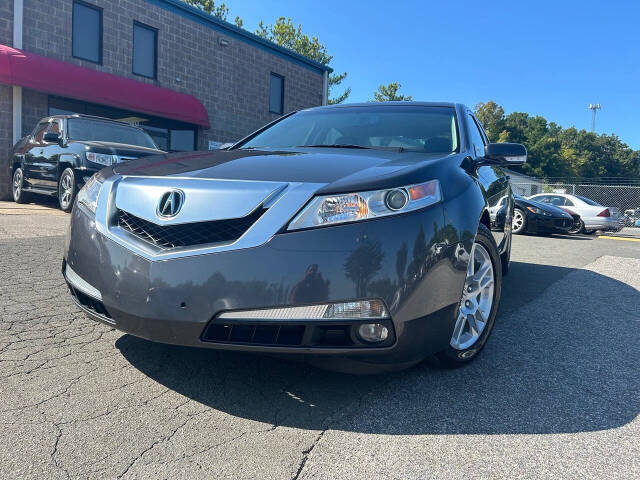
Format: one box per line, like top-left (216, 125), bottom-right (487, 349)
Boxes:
top-left (63, 102), bottom-right (526, 371)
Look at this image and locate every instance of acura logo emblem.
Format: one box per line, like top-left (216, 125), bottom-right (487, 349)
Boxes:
top-left (157, 190), bottom-right (184, 218)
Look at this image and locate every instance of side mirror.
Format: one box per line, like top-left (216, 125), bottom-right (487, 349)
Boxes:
top-left (43, 132), bottom-right (60, 144)
top-left (485, 143), bottom-right (527, 165)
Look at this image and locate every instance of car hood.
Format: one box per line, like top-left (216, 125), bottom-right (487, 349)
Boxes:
top-left (516, 197), bottom-right (572, 218)
top-left (75, 141), bottom-right (164, 157)
top-left (112, 147), bottom-right (454, 190)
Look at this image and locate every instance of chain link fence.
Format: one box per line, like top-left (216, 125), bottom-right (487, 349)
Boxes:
top-left (510, 182), bottom-right (640, 238)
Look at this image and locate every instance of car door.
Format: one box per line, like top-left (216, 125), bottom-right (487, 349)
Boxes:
top-left (39, 119), bottom-right (64, 188)
top-left (23, 121), bottom-right (49, 187)
top-left (466, 112), bottom-right (510, 249)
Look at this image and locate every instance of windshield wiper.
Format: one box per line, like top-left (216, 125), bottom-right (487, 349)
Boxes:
top-left (297, 144), bottom-right (372, 149)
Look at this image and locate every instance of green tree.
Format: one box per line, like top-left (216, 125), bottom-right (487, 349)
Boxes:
top-left (372, 83), bottom-right (412, 102)
top-left (256, 17), bottom-right (350, 104)
top-left (474, 100), bottom-right (640, 179)
top-left (183, 0), bottom-right (244, 27)
top-left (474, 101), bottom-right (505, 142)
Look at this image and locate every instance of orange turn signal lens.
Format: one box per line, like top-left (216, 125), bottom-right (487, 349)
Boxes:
top-left (408, 181), bottom-right (437, 200)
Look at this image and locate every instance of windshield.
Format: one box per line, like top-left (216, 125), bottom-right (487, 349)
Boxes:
top-left (237, 106), bottom-right (459, 153)
top-left (575, 195), bottom-right (601, 206)
top-left (67, 119), bottom-right (157, 149)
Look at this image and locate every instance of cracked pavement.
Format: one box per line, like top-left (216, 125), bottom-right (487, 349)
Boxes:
top-left (1, 210), bottom-right (639, 479)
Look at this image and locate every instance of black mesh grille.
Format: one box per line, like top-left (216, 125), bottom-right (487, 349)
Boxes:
top-left (117, 208), bottom-right (266, 250)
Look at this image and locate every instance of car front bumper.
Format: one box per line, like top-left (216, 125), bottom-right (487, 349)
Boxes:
top-left (526, 213), bottom-right (573, 233)
top-left (63, 203), bottom-right (468, 366)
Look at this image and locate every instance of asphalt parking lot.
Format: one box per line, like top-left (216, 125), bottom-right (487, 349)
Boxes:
top-left (1, 201), bottom-right (639, 479)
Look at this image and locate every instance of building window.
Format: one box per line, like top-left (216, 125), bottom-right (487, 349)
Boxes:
top-left (133, 22), bottom-right (158, 79)
top-left (269, 73), bottom-right (284, 114)
top-left (170, 129), bottom-right (196, 151)
top-left (72, 1), bottom-right (102, 64)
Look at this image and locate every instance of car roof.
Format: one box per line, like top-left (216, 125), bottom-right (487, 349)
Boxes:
top-left (43, 114), bottom-right (138, 127)
top-left (301, 101), bottom-right (461, 112)
top-left (533, 193), bottom-right (572, 197)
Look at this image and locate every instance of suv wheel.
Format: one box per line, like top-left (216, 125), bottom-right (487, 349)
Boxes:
top-left (437, 224), bottom-right (502, 367)
top-left (58, 168), bottom-right (76, 212)
top-left (12, 168), bottom-right (31, 204)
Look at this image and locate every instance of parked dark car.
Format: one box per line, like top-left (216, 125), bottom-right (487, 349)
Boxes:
top-left (10, 114), bottom-right (164, 211)
top-left (512, 194), bottom-right (574, 235)
top-left (63, 102), bottom-right (526, 372)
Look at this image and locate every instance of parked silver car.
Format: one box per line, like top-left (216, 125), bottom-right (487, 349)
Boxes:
top-left (528, 193), bottom-right (622, 233)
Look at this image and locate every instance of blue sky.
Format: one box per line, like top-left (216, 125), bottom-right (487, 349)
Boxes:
top-left (231, 0), bottom-right (640, 149)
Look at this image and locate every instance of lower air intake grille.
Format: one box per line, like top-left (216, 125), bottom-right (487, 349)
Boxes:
top-left (203, 323), bottom-right (306, 346)
top-left (117, 208), bottom-right (266, 250)
top-left (69, 287), bottom-right (112, 319)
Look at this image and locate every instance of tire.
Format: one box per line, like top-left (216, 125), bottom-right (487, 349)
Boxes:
top-left (437, 223), bottom-right (502, 367)
top-left (567, 219), bottom-right (584, 235)
top-left (12, 167), bottom-right (31, 204)
top-left (511, 208), bottom-right (526, 234)
top-left (58, 168), bottom-right (77, 212)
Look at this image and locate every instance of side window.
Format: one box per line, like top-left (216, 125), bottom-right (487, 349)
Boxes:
top-left (467, 114), bottom-right (486, 157)
top-left (549, 196), bottom-right (565, 206)
top-left (33, 122), bottom-right (49, 143)
top-left (47, 120), bottom-right (62, 136)
top-left (536, 196), bottom-right (551, 204)
top-left (564, 198), bottom-right (574, 206)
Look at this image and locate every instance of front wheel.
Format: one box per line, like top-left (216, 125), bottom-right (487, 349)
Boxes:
top-left (567, 219), bottom-right (584, 235)
top-left (511, 208), bottom-right (526, 234)
top-left (58, 168), bottom-right (77, 212)
top-left (437, 224), bottom-right (502, 367)
top-left (12, 168), bottom-right (31, 204)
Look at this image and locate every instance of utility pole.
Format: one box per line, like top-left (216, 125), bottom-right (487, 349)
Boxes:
top-left (588, 103), bottom-right (601, 132)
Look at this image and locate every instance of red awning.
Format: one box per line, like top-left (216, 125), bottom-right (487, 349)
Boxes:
top-left (0, 44), bottom-right (210, 128)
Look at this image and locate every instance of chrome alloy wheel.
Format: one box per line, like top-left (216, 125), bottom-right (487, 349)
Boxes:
top-left (512, 209), bottom-right (524, 232)
top-left (59, 172), bottom-right (73, 210)
top-left (450, 243), bottom-right (495, 350)
top-left (12, 169), bottom-right (22, 201)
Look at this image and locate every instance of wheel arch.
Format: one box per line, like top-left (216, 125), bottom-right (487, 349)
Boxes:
top-left (58, 154), bottom-right (81, 180)
top-left (10, 156), bottom-right (24, 175)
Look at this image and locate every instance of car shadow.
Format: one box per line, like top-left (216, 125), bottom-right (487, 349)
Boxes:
top-left (551, 234), bottom-right (595, 240)
top-left (116, 261), bottom-right (639, 435)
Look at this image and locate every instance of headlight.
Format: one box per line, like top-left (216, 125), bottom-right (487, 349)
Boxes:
top-left (287, 180), bottom-right (441, 230)
top-left (77, 176), bottom-right (103, 214)
top-left (86, 152), bottom-right (117, 166)
top-left (526, 206), bottom-right (552, 216)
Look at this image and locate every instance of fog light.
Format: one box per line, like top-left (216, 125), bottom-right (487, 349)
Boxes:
top-left (357, 323), bottom-right (389, 343)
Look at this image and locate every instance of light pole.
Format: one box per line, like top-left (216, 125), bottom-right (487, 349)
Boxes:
top-left (588, 103), bottom-right (601, 132)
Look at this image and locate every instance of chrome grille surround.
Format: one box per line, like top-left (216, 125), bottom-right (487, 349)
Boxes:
top-left (93, 175), bottom-right (326, 261)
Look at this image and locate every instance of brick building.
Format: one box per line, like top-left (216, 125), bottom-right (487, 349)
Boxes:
top-left (0, 0), bottom-right (330, 198)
